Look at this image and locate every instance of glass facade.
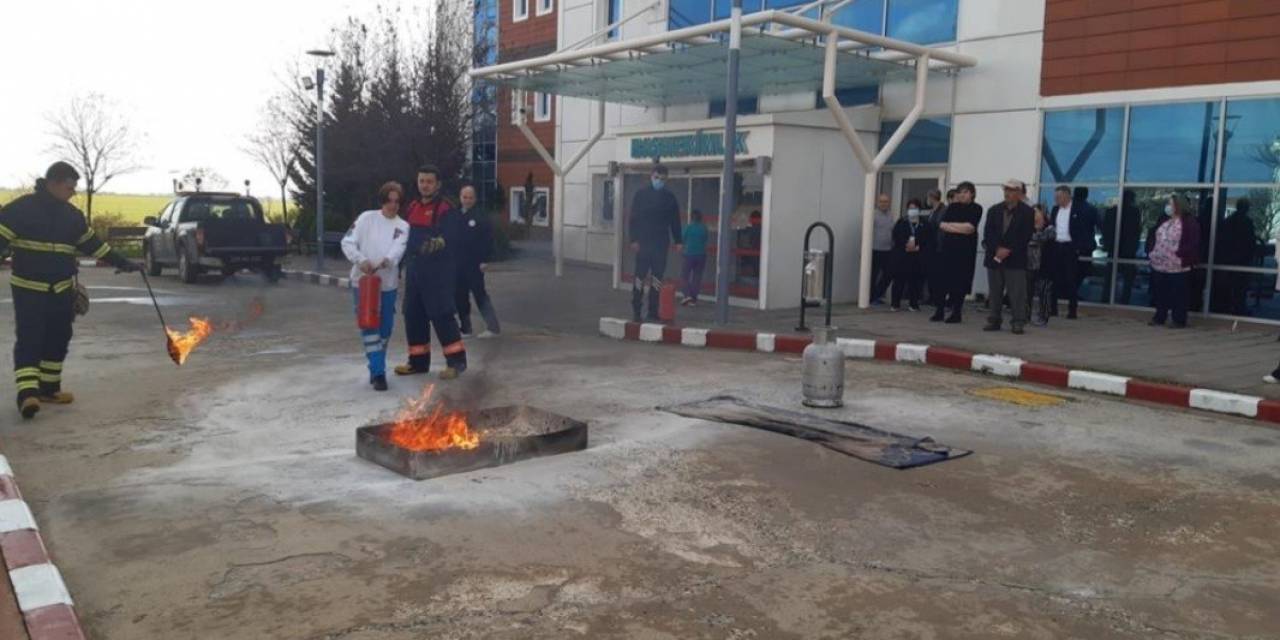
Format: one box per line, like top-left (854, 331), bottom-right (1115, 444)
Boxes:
top-left (1040, 98), bottom-right (1280, 321)
top-left (471, 0), bottom-right (499, 209)
top-left (670, 0), bottom-right (958, 45)
top-left (879, 117), bottom-right (951, 165)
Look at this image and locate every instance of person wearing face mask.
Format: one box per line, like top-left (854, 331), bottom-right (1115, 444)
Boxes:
top-left (627, 164), bottom-right (682, 322)
top-left (890, 198), bottom-right (931, 311)
top-left (1146, 195), bottom-right (1202, 329)
top-left (0, 161), bottom-right (141, 418)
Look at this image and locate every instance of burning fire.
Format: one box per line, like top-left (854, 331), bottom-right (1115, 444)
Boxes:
top-left (165, 316), bottom-right (214, 365)
top-left (387, 385), bottom-right (480, 452)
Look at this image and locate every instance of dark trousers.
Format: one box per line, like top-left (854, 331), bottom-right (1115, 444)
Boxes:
top-left (632, 247), bottom-right (668, 320)
top-left (1151, 270), bottom-right (1190, 326)
top-left (891, 256), bottom-right (924, 308)
top-left (925, 254), bottom-right (944, 305)
top-left (1050, 243), bottom-right (1081, 314)
top-left (935, 290), bottom-right (966, 318)
top-left (987, 267), bottom-right (1028, 328)
top-left (456, 266), bottom-right (500, 335)
top-left (12, 287), bottom-right (74, 403)
top-left (681, 255), bottom-right (706, 301)
top-left (404, 283), bottom-right (466, 371)
top-left (871, 250), bottom-right (893, 302)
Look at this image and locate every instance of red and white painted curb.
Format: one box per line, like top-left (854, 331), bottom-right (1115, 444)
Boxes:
top-left (0, 455), bottom-right (86, 640)
top-left (281, 269), bottom-right (352, 289)
top-left (600, 318), bottom-right (1280, 426)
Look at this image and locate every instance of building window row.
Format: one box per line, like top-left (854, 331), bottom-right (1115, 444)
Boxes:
top-left (669, 0), bottom-right (957, 46)
top-left (1040, 97), bottom-right (1280, 319)
top-left (516, 0), bottom-right (553, 22)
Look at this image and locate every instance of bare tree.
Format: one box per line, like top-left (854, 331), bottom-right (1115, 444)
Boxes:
top-left (180, 167), bottom-right (228, 192)
top-left (47, 93), bottom-right (141, 223)
top-left (245, 96), bottom-right (301, 224)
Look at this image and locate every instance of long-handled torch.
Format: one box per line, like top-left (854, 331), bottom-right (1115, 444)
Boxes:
top-left (138, 269), bottom-right (182, 365)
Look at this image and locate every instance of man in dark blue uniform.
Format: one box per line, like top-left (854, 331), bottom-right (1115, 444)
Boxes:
top-left (454, 184), bottom-right (500, 337)
top-left (628, 164), bottom-right (682, 322)
top-left (395, 165), bottom-right (467, 379)
top-left (0, 162), bottom-right (139, 418)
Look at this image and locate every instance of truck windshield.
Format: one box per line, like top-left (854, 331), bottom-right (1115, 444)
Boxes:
top-left (183, 199), bottom-right (262, 223)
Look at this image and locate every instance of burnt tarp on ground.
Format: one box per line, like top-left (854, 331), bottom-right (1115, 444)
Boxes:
top-left (662, 396), bottom-right (971, 470)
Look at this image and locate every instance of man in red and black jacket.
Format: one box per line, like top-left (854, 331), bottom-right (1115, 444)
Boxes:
top-left (394, 165), bottom-right (467, 379)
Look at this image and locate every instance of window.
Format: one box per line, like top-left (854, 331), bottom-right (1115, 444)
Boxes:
top-left (1221, 98), bottom-right (1280, 184)
top-left (1041, 107), bottom-right (1124, 184)
top-left (830, 0), bottom-right (882, 35)
top-left (1126, 101), bottom-right (1220, 184)
top-left (669, 0), bottom-right (711, 28)
top-left (537, 0), bottom-right (553, 16)
top-left (509, 89), bottom-right (524, 124)
top-left (514, 0), bottom-right (529, 21)
top-left (592, 175), bottom-right (616, 230)
top-left (509, 187), bottom-right (550, 227)
top-left (886, 0), bottom-right (957, 45)
top-left (817, 85), bottom-right (879, 110)
top-left (534, 92), bottom-right (552, 122)
top-left (878, 117), bottom-right (950, 165)
top-left (606, 0), bottom-right (622, 39)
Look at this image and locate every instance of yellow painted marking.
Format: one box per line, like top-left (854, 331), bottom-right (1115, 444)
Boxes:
top-left (970, 386), bottom-right (1068, 408)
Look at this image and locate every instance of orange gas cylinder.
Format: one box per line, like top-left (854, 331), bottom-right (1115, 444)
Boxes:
top-left (357, 274), bottom-right (382, 330)
top-left (658, 281), bottom-right (677, 323)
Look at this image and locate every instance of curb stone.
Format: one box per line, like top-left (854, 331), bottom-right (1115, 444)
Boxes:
top-left (598, 317), bottom-right (1280, 427)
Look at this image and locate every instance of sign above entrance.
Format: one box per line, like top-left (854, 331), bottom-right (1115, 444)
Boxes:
top-left (630, 132), bottom-right (749, 160)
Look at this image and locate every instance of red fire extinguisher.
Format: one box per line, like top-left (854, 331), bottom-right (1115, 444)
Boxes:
top-left (658, 280), bottom-right (677, 323)
top-left (357, 274), bottom-right (382, 330)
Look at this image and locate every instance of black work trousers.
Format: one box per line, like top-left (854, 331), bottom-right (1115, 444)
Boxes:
top-left (455, 266), bottom-right (500, 335)
top-left (404, 283), bottom-right (466, 371)
top-left (632, 247), bottom-right (668, 320)
top-left (12, 287), bottom-right (74, 402)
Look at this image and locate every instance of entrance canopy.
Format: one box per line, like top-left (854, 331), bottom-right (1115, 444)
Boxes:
top-left (470, 10), bottom-right (976, 107)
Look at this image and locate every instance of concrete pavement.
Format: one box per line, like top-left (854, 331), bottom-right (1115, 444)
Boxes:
top-left (0, 258), bottom-right (1275, 638)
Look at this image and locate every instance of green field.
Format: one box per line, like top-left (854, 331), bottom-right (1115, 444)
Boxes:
top-left (0, 190), bottom-right (295, 225)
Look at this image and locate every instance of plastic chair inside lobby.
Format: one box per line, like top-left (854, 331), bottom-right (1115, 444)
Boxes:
top-left (468, 1), bottom-right (977, 306)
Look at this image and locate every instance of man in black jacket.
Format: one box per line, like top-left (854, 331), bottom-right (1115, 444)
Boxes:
top-left (982, 179), bottom-right (1035, 334)
top-left (454, 184), bottom-right (500, 337)
top-left (0, 162), bottom-right (140, 418)
top-left (628, 164), bottom-right (682, 322)
top-left (1048, 185), bottom-right (1101, 318)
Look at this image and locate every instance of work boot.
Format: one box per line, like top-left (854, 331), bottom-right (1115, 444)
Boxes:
top-left (18, 397), bottom-right (39, 420)
top-left (944, 311), bottom-right (962, 324)
top-left (39, 391), bottom-right (74, 404)
top-left (439, 363), bottom-right (466, 380)
top-left (394, 363), bottom-right (430, 376)
top-left (371, 375), bottom-right (388, 392)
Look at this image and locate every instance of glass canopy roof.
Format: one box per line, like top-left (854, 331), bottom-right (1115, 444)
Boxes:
top-left (487, 32), bottom-right (938, 107)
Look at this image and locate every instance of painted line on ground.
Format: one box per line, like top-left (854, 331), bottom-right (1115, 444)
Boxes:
top-left (598, 317), bottom-right (1277, 427)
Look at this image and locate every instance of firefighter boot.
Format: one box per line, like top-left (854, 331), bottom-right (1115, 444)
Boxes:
top-left (39, 391), bottom-right (74, 404)
top-left (394, 363), bottom-right (430, 376)
top-left (439, 363), bottom-right (467, 380)
top-left (18, 396), bottom-right (40, 420)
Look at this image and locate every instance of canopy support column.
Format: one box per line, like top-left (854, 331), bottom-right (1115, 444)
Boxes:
top-left (821, 33), bottom-right (930, 308)
top-left (515, 94), bottom-right (607, 277)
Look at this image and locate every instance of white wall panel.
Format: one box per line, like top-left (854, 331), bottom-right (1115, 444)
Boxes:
top-left (954, 32), bottom-right (1042, 114)
top-left (949, 110), bottom-right (1039, 187)
top-left (958, 0), bottom-right (1045, 42)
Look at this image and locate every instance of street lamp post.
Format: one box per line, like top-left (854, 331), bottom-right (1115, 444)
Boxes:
top-left (715, 0), bottom-right (743, 326)
top-left (307, 48), bottom-right (335, 272)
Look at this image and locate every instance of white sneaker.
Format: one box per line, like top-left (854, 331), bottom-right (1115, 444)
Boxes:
top-left (1264, 374), bottom-right (1279, 384)
top-left (477, 330), bottom-right (498, 339)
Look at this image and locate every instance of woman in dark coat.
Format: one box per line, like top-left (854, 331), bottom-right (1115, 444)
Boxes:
top-left (930, 181), bottom-right (983, 323)
top-left (890, 198), bottom-right (931, 311)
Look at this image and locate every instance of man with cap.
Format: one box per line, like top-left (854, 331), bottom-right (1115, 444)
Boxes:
top-left (0, 161), bottom-right (140, 418)
top-left (981, 179), bottom-right (1035, 334)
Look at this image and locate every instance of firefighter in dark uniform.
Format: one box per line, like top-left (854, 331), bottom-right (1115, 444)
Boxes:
top-left (628, 163), bottom-right (682, 322)
top-left (394, 165), bottom-right (467, 380)
top-left (0, 162), bottom-right (139, 419)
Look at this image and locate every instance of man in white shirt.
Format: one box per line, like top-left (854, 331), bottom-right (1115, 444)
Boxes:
top-left (341, 182), bottom-right (410, 391)
top-left (1048, 185), bottom-right (1100, 319)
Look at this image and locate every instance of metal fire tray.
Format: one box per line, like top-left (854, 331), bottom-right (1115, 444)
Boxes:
top-left (356, 405), bottom-right (588, 480)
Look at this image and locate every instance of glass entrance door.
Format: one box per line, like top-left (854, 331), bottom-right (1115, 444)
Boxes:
top-left (891, 168), bottom-right (946, 215)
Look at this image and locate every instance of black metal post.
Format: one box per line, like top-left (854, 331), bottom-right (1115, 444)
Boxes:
top-left (796, 222), bottom-right (835, 332)
top-left (714, 0), bottom-right (743, 326)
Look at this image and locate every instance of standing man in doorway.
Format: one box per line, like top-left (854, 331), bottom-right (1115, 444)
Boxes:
top-left (869, 193), bottom-right (895, 305)
top-left (982, 179), bottom-right (1035, 334)
top-left (628, 163), bottom-right (682, 322)
top-left (924, 188), bottom-right (947, 306)
top-left (1049, 185), bottom-right (1100, 319)
top-left (396, 165), bottom-right (467, 380)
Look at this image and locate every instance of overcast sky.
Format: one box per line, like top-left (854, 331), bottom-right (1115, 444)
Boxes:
top-left (0, 0), bottom-right (369, 195)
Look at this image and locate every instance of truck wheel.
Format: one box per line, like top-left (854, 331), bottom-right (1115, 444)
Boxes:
top-left (144, 243), bottom-right (162, 276)
top-left (179, 249), bottom-right (198, 284)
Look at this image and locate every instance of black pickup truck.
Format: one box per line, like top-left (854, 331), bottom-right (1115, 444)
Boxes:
top-left (142, 192), bottom-right (290, 283)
